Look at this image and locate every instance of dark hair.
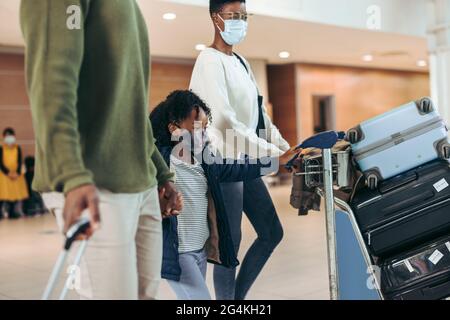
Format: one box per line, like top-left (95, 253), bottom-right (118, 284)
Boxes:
top-left (3, 127), bottom-right (15, 137)
top-left (150, 90), bottom-right (212, 147)
top-left (210, 0), bottom-right (245, 15)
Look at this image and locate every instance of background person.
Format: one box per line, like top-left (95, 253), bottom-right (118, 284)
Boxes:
top-left (0, 127), bottom-right (28, 219)
top-left (189, 0), bottom-right (292, 300)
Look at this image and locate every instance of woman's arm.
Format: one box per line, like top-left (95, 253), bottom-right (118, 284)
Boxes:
top-left (190, 58), bottom-right (285, 159)
top-left (17, 146), bottom-right (23, 175)
top-left (246, 63), bottom-right (291, 152)
top-left (0, 147), bottom-right (9, 175)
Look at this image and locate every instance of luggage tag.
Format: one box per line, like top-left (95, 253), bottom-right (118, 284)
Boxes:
top-left (433, 178), bottom-right (449, 193)
top-left (428, 250), bottom-right (444, 265)
top-left (403, 260), bottom-right (414, 273)
top-left (393, 259), bottom-right (414, 273)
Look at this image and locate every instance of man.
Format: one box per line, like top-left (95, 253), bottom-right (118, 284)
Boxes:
top-left (20, 0), bottom-right (182, 299)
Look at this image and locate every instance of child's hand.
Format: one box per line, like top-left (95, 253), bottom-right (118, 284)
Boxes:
top-left (159, 184), bottom-right (183, 219)
top-left (279, 147), bottom-right (302, 166)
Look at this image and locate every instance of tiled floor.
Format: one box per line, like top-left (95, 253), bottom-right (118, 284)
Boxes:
top-left (0, 185), bottom-right (330, 300)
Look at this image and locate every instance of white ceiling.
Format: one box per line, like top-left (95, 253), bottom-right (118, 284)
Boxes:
top-left (0, 0), bottom-right (429, 71)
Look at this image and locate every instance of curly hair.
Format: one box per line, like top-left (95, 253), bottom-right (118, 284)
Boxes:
top-left (150, 90), bottom-right (212, 147)
top-left (210, 0), bottom-right (246, 15)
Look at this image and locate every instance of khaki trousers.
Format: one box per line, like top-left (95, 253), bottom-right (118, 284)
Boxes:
top-left (42, 186), bottom-right (162, 300)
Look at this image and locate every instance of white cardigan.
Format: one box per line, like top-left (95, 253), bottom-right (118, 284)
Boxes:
top-left (190, 48), bottom-right (290, 159)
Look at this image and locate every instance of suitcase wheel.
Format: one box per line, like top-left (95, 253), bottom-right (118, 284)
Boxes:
top-left (438, 141), bottom-right (450, 159)
top-left (346, 128), bottom-right (360, 144)
top-left (419, 98), bottom-right (434, 114)
top-left (366, 172), bottom-right (379, 190)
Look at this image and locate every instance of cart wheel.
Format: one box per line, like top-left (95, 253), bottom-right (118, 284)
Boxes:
top-left (366, 172), bottom-right (379, 190)
top-left (438, 141), bottom-right (450, 159)
top-left (347, 128), bottom-right (360, 144)
top-left (419, 98), bottom-right (434, 114)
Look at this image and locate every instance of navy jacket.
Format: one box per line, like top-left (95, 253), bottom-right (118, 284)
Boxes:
top-left (159, 144), bottom-right (274, 281)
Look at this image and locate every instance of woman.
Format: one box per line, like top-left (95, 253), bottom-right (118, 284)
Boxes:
top-left (189, 0), bottom-right (292, 300)
top-left (0, 128), bottom-right (29, 219)
top-left (150, 90), bottom-right (297, 300)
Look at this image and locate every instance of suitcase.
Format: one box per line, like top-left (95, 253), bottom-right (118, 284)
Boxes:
top-left (381, 235), bottom-right (450, 300)
top-left (351, 160), bottom-right (450, 257)
top-left (347, 97), bottom-right (450, 190)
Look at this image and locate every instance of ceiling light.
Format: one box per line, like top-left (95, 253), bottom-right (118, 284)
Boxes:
top-left (195, 44), bottom-right (206, 51)
top-left (279, 51), bottom-right (290, 59)
top-left (362, 54), bottom-right (374, 62)
top-left (163, 13), bottom-right (176, 20)
top-left (417, 59), bottom-right (427, 67)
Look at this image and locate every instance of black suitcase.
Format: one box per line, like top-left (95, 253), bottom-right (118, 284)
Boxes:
top-left (381, 235), bottom-right (450, 300)
top-left (351, 160), bottom-right (450, 257)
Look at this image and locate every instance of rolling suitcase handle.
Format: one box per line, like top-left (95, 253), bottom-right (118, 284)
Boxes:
top-left (42, 217), bottom-right (91, 300)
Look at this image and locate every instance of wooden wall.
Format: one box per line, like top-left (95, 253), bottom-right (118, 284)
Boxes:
top-left (0, 53), bottom-right (194, 157)
top-left (149, 60), bottom-right (194, 110)
top-left (0, 53), bottom-right (34, 156)
top-left (267, 64), bottom-right (298, 146)
top-left (267, 63), bottom-right (431, 146)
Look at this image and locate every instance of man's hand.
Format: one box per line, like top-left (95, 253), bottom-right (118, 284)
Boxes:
top-left (159, 181), bottom-right (183, 218)
top-left (63, 184), bottom-right (101, 240)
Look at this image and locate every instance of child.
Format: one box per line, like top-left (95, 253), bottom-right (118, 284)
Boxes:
top-left (150, 90), bottom-right (298, 300)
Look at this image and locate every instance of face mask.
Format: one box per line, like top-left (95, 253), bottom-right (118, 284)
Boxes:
top-left (216, 15), bottom-right (248, 46)
top-left (4, 136), bottom-right (16, 146)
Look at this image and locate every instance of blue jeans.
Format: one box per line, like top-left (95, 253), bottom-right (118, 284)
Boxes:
top-left (167, 249), bottom-right (211, 300)
top-left (214, 178), bottom-right (284, 300)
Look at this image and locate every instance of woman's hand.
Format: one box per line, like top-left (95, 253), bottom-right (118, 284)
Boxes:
top-left (8, 172), bottom-right (19, 180)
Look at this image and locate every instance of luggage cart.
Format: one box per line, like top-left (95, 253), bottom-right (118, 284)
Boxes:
top-left (295, 148), bottom-right (384, 300)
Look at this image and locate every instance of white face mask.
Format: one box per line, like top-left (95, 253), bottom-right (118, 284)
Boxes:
top-left (216, 15), bottom-right (248, 46)
top-left (4, 135), bottom-right (16, 146)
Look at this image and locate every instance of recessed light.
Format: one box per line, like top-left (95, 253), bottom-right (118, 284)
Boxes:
top-left (163, 13), bottom-right (176, 20)
top-left (279, 51), bottom-right (290, 59)
top-left (195, 44), bottom-right (206, 51)
top-left (362, 54), bottom-right (374, 62)
top-left (417, 59), bottom-right (427, 67)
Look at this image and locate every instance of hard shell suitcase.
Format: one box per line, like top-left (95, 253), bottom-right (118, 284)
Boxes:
top-left (347, 97), bottom-right (450, 190)
top-left (351, 160), bottom-right (450, 257)
top-left (381, 235), bottom-right (450, 300)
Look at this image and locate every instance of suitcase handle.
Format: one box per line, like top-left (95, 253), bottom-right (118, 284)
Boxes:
top-left (64, 217), bottom-right (91, 250)
top-left (379, 171), bottom-right (418, 194)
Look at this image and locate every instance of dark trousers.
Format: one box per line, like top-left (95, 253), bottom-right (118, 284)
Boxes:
top-left (1, 201), bottom-right (20, 219)
top-left (213, 178), bottom-right (284, 300)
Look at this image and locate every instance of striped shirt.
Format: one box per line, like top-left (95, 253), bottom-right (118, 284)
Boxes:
top-left (170, 155), bottom-right (210, 253)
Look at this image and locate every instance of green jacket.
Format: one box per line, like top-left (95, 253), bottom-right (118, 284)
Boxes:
top-left (20, 0), bottom-right (173, 194)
